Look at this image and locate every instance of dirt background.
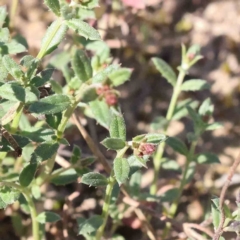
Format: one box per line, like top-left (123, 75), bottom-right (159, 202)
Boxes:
top-left (1, 0), bottom-right (240, 239)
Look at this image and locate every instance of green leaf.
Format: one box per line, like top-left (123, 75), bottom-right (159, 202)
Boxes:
top-left (89, 100), bottom-right (111, 129)
top-left (160, 188), bottom-right (178, 203)
top-left (101, 137), bottom-right (126, 150)
top-left (0, 28), bottom-right (9, 42)
top-left (44, 0), bottom-right (61, 16)
top-left (0, 83), bottom-right (38, 103)
top-left (19, 162), bottom-right (38, 187)
top-left (109, 112), bottom-right (126, 141)
top-left (114, 158), bottom-right (130, 185)
top-left (70, 145), bottom-right (81, 164)
top-left (198, 98), bottom-right (214, 116)
top-left (0, 186), bottom-right (20, 209)
top-left (166, 137), bottom-right (188, 156)
top-left (162, 159), bottom-right (181, 172)
top-left (92, 64), bottom-right (119, 83)
top-left (187, 106), bottom-right (205, 132)
top-left (129, 171), bottom-right (141, 197)
top-left (181, 79), bottom-right (210, 91)
top-left (80, 0), bottom-right (99, 9)
top-left (81, 172), bottom-right (108, 187)
top-left (2, 55), bottom-right (23, 81)
top-left (30, 68), bottom-right (55, 87)
top-left (80, 157), bottom-right (95, 167)
top-left (150, 116), bottom-right (169, 131)
top-left (127, 155), bottom-right (148, 175)
top-left (152, 57), bottom-right (176, 86)
top-left (66, 19), bottom-right (101, 40)
top-left (78, 215), bottom-right (103, 235)
top-left (20, 55), bottom-right (35, 68)
top-left (205, 122), bottom-right (223, 131)
top-left (39, 20), bottom-right (68, 58)
top-left (2, 41), bottom-right (26, 55)
top-left (77, 7), bottom-right (96, 20)
top-left (49, 80), bottom-right (62, 94)
top-left (45, 113), bottom-right (62, 130)
top-left (31, 141), bottom-right (59, 162)
top-left (0, 59), bottom-right (8, 82)
top-left (36, 211), bottom-right (61, 223)
top-left (0, 101), bottom-right (20, 125)
top-left (0, 6), bottom-right (7, 27)
top-left (109, 68), bottom-right (132, 86)
top-left (211, 198), bottom-right (221, 230)
top-left (195, 152), bottom-right (220, 164)
top-left (72, 49), bottom-right (92, 83)
top-left (21, 128), bottom-right (54, 142)
top-left (29, 94), bottom-right (71, 115)
top-left (145, 133), bottom-right (167, 144)
top-left (31, 185), bottom-right (41, 199)
top-left (81, 85), bottom-right (98, 103)
top-left (172, 98), bottom-right (199, 120)
top-left (50, 168), bottom-right (78, 185)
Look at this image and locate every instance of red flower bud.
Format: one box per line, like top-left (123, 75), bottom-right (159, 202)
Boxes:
top-left (105, 92), bottom-right (118, 106)
top-left (138, 143), bottom-right (157, 156)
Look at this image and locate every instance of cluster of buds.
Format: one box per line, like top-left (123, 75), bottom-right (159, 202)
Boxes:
top-left (96, 84), bottom-right (118, 106)
top-left (137, 143), bottom-right (157, 157)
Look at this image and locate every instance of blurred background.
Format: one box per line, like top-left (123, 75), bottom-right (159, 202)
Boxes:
top-left (1, 0), bottom-right (240, 239)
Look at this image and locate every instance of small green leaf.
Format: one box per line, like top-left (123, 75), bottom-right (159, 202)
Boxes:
top-left (78, 215), bottom-right (103, 235)
top-left (166, 137), bottom-right (188, 156)
top-left (109, 68), bottom-right (132, 86)
top-left (30, 68), bottom-right (54, 87)
top-left (77, 7), bottom-right (96, 20)
top-left (129, 171), bottom-right (141, 197)
top-left (89, 100), bottom-right (111, 129)
top-left (44, 0), bottom-right (61, 16)
top-left (4, 41), bottom-right (26, 55)
top-left (101, 137), bottom-right (126, 150)
top-left (72, 49), bottom-right (92, 83)
top-left (160, 188), bottom-right (178, 203)
top-left (36, 211), bottom-right (61, 224)
top-left (92, 64), bottom-right (119, 83)
top-left (0, 59), bottom-right (8, 82)
top-left (0, 28), bottom-right (9, 42)
top-left (187, 106), bottom-right (205, 132)
top-left (29, 94), bottom-right (71, 115)
top-left (195, 152), bottom-right (220, 164)
top-left (114, 158), bottom-right (130, 185)
top-left (198, 98), bottom-right (214, 116)
top-left (162, 159), bottom-right (181, 172)
top-left (81, 172), bottom-right (108, 187)
top-left (66, 19), bottom-right (101, 40)
top-left (19, 162), bottom-right (38, 187)
top-left (211, 198), bottom-right (221, 230)
top-left (20, 55), bottom-right (35, 68)
top-left (0, 101), bottom-right (20, 125)
top-left (80, 157), bottom-right (95, 167)
top-left (21, 128), bottom-right (54, 143)
top-left (127, 155), bottom-right (148, 175)
top-left (2, 55), bottom-right (23, 81)
top-left (205, 122), bottom-right (223, 131)
top-left (39, 20), bottom-right (68, 58)
top-left (31, 185), bottom-right (41, 199)
top-left (145, 133), bottom-right (167, 144)
top-left (81, 85), bottom-right (98, 103)
top-left (0, 186), bottom-right (20, 209)
top-left (32, 141), bottom-right (59, 162)
top-left (45, 113), bottom-right (62, 130)
top-left (152, 57), bottom-right (176, 86)
top-left (181, 79), bottom-right (210, 91)
top-left (109, 112), bottom-right (126, 141)
top-left (50, 168), bottom-right (78, 185)
top-left (70, 145), bottom-right (81, 164)
top-left (0, 6), bottom-right (7, 27)
top-left (172, 98), bottom-right (199, 120)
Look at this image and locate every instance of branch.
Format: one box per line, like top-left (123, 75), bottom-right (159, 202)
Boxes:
top-left (213, 152), bottom-right (240, 240)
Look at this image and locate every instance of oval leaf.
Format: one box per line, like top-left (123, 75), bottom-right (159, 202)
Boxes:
top-left (50, 169), bottom-right (78, 185)
top-left (36, 211), bottom-right (61, 223)
top-left (19, 163), bottom-right (38, 187)
top-left (101, 137), bottom-right (126, 150)
top-left (109, 68), bottom-right (132, 86)
top-left (72, 49), bottom-right (92, 83)
top-left (109, 112), bottom-right (126, 141)
top-left (152, 57), bottom-right (176, 86)
top-left (44, 0), bottom-right (61, 16)
top-left (195, 152), bottom-right (220, 164)
top-left (92, 64), bottom-right (119, 83)
top-left (81, 172), bottom-right (108, 187)
top-left (166, 137), bottom-right (188, 156)
top-left (29, 94), bottom-right (71, 115)
top-left (0, 186), bottom-right (20, 209)
top-left (114, 158), bottom-right (130, 185)
top-left (181, 79), bottom-right (210, 91)
top-left (66, 19), bottom-right (101, 40)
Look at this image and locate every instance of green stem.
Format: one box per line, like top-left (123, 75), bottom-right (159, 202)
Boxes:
top-left (151, 69), bottom-right (186, 195)
top-left (162, 140), bottom-right (197, 238)
top-left (0, 182), bottom-right (39, 240)
top-left (11, 102), bottom-right (24, 134)
top-left (96, 146), bottom-right (129, 240)
top-left (36, 18), bottom-right (62, 60)
top-left (10, 0), bottom-right (19, 30)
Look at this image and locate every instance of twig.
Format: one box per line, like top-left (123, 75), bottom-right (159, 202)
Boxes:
top-left (183, 223), bottom-right (214, 240)
top-left (71, 113), bottom-right (157, 240)
top-left (213, 152), bottom-right (240, 240)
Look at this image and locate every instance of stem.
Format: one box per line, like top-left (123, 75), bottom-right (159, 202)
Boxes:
top-left (96, 146), bottom-right (129, 240)
top-left (10, 0), bottom-right (19, 30)
top-left (151, 69), bottom-right (186, 195)
top-left (162, 140), bottom-right (197, 238)
top-left (0, 182), bottom-right (39, 240)
top-left (11, 102), bottom-right (24, 134)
